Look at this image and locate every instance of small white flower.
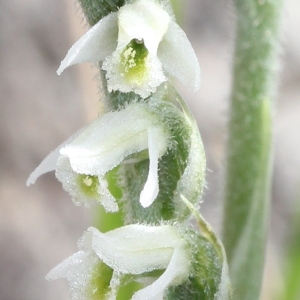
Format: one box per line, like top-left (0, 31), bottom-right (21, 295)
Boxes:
top-left (57, 0), bottom-right (200, 98)
top-left (46, 224), bottom-right (190, 300)
top-left (27, 102), bottom-right (170, 211)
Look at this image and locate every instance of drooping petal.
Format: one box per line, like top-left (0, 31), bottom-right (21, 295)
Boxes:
top-left (139, 127), bottom-right (160, 208)
top-left (158, 21), bottom-right (201, 91)
top-left (57, 12), bottom-right (118, 75)
top-left (117, 0), bottom-right (171, 54)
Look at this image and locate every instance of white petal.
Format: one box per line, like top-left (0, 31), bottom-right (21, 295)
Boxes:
top-left (132, 247), bottom-right (189, 300)
top-left (158, 21), bottom-right (201, 91)
top-left (117, 0), bottom-right (170, 54)
top-left (57, 12), bottom-right (118, 75)
top-left (89, 225), bottom-right (183, 274)
top-left (139, 127), bottom-right (160, 208)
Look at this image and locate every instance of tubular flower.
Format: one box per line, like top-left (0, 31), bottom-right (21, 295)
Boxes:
top-left (57, 0), bottom-right (200, 98)
top-left (27, 102), bottom-right (170, 211)
top-left (46, 224), bottom-right (190, 300)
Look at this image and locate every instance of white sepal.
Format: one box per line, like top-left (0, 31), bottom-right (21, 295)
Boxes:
top-left (26, 130), bottom-right (83, 186)
top-left (57, 12), bottom-right (118, 75)
top-left (158, 21), bottom-right (201, 91)
top-left (26, 147), bottom-right (59, 186)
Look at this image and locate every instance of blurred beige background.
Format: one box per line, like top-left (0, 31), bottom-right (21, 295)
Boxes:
top-left (0, 0), bottom-right (299, 299)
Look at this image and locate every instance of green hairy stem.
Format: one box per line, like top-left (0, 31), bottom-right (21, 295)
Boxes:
top-left (78, 0), bottom-right (125, 25)
top-left (222, 0), bottom-right (282, 299)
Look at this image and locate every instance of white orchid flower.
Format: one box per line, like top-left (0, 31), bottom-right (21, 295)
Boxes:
top-left (57, 0), bottom-right (200, 98)
top-left (27, 102), bottom-right (170, 211)
top-left (46, 224), bottom-right (190, 300)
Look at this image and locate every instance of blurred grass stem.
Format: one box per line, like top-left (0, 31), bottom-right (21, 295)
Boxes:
top-left (222, 1), bottom-right (282, 299)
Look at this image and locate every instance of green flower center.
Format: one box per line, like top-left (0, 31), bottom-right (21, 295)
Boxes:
top-left (87, 261), bottom-right (113, 300)
top-left (120, 39), bottom-right (149, 84)
top-left (77, 174), bottom-right (99, 199)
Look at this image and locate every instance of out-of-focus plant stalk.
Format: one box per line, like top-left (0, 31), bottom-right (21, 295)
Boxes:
top-left (170, 0), bottom-right (184, 25)
top-left (78, 0), bottom-right (124, 25)
top-left (222, 1), bottom-right (282, 299)
top-left (279, 197), bottom-right (300, 300)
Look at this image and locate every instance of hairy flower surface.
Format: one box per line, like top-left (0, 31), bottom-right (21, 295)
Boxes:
top-left (27, 102), bottom-right (170, 211)
top-left (46, 224), bottom-right (190, 300)
top-left (57, 0), bottom-right (200, 98)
